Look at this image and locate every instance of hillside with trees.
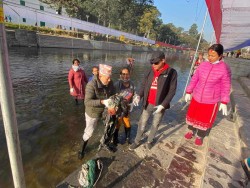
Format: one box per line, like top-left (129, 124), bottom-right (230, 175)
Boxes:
top-left (41, 0), bottom-right (209, 50)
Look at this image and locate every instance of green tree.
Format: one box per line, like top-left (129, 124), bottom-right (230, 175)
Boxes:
top-left (40, 0), bottom-right (209, 47)
top-left (157, 24), bottom-right (174, 43)
top-left (138, 7), bottom-right (160, 38)
top-left (189, 23), bottom-right (198, 36)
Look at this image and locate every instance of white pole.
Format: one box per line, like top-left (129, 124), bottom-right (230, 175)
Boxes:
top-left (35, 11), bottom-right (38, 31)
top-left (0, 1), bottom-right (26, 188)
top-left (71, 18), bottom-right (73, 47)
top-left (210, 31), bottom-right (215, 46)
top-left (183, 8), bottom-right (208, 96)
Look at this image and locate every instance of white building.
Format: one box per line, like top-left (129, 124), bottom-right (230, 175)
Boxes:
top-left (4, 0), bottom-right (68, 27)
top-left (3, 0), bottom-right (155, 44)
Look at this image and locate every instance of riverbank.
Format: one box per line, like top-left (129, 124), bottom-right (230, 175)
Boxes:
top-left (57, 99), bottom-right (249, 187)
top-left (5, 29), bottom-right (172, 52)
top-left (57, 66), bottom-right (250, 187)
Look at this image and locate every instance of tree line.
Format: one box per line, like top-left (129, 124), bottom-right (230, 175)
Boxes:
top-left (41, 0), bottom-right (209, 49)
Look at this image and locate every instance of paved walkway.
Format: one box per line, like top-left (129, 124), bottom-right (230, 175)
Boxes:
top-left (58, 77), bottom-right (250, 188)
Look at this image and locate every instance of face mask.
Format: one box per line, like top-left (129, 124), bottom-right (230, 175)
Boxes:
top-left (121, 78), bottom-right (130, 83)
top-left (120, 74), bottom-right (130, 83)
top-left (72, 65), bottom-right (79, 72)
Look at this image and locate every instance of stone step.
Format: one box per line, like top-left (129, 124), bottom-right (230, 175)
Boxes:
top-left (231, 79), bottom-right (250, 159)
top-left (239, 77), bottom-right (250, 99)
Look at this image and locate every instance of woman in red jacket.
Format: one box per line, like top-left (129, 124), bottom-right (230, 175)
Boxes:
top-left (184, 44), bottom-right (231, 146)
top-left (68, 58), bottom-right (88, 105)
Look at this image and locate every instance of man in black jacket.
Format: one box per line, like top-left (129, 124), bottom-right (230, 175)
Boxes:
top-left (129, 51), bottom-right (177, 150)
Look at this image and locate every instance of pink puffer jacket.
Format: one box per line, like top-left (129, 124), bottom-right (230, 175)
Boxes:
top-left (186, 61), bottom-right (231, 104)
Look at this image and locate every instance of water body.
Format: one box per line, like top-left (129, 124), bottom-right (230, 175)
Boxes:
top-left (0, 47), bottom-right (191, 187)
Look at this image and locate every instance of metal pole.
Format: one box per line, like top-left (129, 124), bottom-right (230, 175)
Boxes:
top-left (210, 31), bottom-right (215, 46)
top-left (71, 18), bottom-right (73, 47)
top-left (0, 1), bottom-right (26, 187)
top-left (35, 11), bottom-right (38, 31)
top-left (183, 8), bottom-right (208, 96)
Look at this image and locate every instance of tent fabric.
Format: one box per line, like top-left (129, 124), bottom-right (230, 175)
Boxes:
top-left (205, 0), bottom-right (222, 44)
top-left (206, 0), bottom-right (250, 51)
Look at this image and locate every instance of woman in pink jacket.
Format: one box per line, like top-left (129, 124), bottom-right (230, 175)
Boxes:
top-left (68, 58), bottom-right (88, 105)
top-left (184, 44), bottom-right (231, 146)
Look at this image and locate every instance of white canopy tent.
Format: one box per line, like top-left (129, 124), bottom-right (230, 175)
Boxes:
top-left (206, 0), bottom-right (250, 51)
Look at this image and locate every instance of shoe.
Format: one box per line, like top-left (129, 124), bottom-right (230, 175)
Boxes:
top-left (78, 151), bottom-right (84, 160)
top-left (113, 129), bottom-right (119, 146)
top-left (124, 127), bottom-right (131, 145)
top-left (75, 99), bottom-right (79, 105)
top-left (146, 142), bottom-right (153, 150)
top-left (126, 138), bottom-right (132, 145)
top-left (102, 144), bottom-right (117, 153)
top-left (194, 137), bottom-right (203, 146)
top-left (78, 140), bottom-right (88, 160)
top-left (129, 143), bottom-right (139, 150)
top-left (113, 140), bottom-right (119, 146)
top-left (184, 132), bottom-right (193, 139)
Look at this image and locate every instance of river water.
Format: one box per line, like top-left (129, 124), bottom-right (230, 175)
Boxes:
top-left (0, 47), bottom-right (191, 187)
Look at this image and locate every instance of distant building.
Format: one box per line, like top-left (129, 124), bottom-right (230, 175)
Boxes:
top-left (4, 0), bottom-right (68, 27)
top-left (2, 0), bottom-right (155, 44)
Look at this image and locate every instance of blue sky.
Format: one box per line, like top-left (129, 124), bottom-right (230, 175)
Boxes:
top-left (154, 0), bottom-right (214, 42)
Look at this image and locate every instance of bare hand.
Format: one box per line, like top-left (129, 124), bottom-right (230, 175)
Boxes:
top-left (108, 108), bottom-right (116, 115)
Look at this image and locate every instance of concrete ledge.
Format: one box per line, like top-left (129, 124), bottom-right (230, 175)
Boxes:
top-left (231, 79), bottom-right (250, 159)
top-left (132, 46), bottom-right (145, 51)
top-left (90, 40), bottom-right (102, 49)
top-left (7, 29), bottom-right (37, 47)
top-left (225, 57), bottom-right (250, 79)
top-left (6, 30), bottom-right (19, 46)
top-left (124, 44), bottom-right (133, 51)
top-left (239, 77), bottom-right (250, 98)
top-left (6, 30), bottom-right (165, 52)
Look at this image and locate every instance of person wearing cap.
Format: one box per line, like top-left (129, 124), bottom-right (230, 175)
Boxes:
top-left (68, 58), bottom-right (88, 105)
top-left (78, 64), bottom-right (116, 159)
top-left (129, 52), bottom-right (177, 150)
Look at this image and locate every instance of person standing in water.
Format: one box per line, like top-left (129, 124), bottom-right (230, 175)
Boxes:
top-left (184, 44), bottom-right (231, 146)
top-left (88, 66), bottom-right (99, 82)
top-left (68, 58), bottom-right (88, 105)
top-left (126, 57), bottom-right (135, 72)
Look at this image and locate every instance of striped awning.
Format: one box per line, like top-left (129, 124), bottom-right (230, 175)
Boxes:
top-left (206, 0), bottom-right (250, 51)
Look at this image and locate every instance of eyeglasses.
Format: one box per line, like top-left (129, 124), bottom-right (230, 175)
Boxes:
top-left (152, 61), bottom-right (161, 65)
top-left (121, 73), bottom-right (129, 76)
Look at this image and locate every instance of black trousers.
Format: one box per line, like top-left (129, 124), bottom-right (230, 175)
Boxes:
top-left (188, 125), bottom-right (207, 138)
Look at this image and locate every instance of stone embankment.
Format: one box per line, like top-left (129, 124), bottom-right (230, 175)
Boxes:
top-left (5, 29), bottom-right (165, 52)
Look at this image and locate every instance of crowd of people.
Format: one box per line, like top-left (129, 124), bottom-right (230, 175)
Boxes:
top-left (68, 44), bottom-right (232, 162)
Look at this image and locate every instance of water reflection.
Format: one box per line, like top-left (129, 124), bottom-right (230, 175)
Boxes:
top-left (0, 47), bottom-right (191, 187)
